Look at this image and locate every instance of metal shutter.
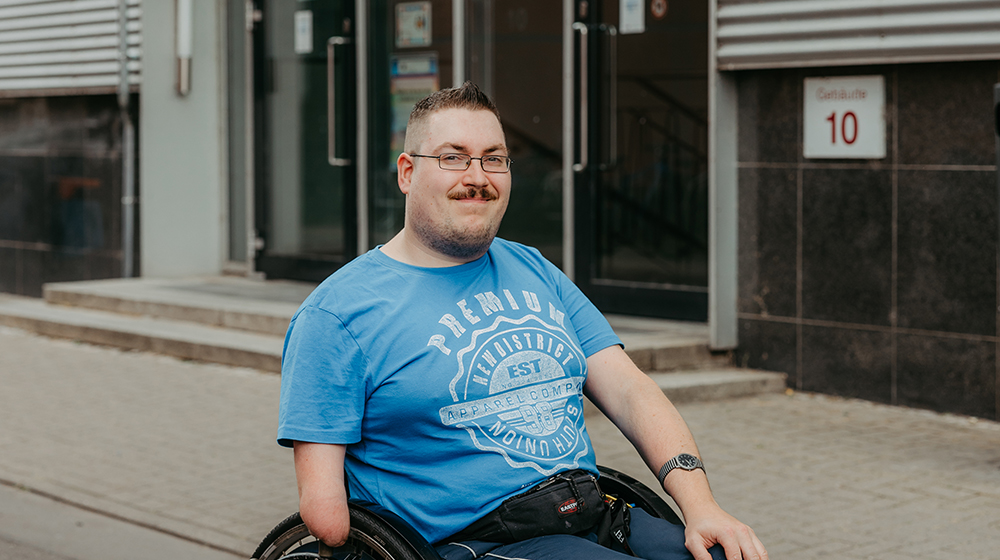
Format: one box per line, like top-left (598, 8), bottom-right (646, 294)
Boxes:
top-left (0, 0), bottom-right (141, 96)
top-left (717, 0), bottom-right (1000, 70)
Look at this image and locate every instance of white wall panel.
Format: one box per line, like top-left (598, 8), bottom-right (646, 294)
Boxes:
top-left (717, 0), bottom-right (1000, 70)
top-left (0, 0), bottom-right (140, 95)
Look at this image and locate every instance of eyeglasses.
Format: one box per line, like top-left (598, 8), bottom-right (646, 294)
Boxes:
top-left (410, 153), bottom-right (513, 173)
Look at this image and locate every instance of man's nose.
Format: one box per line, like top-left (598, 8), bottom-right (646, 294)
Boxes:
top-left (462, 159), bottom-right (490, 186)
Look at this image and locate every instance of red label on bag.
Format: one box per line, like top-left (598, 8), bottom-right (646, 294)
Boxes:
top-left (558, 498), bottom-right (580, 515)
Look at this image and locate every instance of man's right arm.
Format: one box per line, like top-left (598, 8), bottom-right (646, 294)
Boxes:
top-left (293, 441), bottom-right (350, 546)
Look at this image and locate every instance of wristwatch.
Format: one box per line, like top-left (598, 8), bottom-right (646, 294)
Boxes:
top-left (657, 453), bottom-right (705, 486)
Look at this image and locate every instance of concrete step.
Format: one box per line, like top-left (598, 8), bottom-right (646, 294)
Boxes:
top-left (2, 277), bottom-right (787, 405)
top-left (37, 278), bottom-right (733, 372)
top-left (649, 368), bottom-right (788, 404)
top-left (0, 294), bottom-right (283, 372)
top-left (604, 314), bottom-right (732, 372)
top-left (42, 277), bottom-right (310, 337)
top-left (584, 368), bottom-right (788, 416)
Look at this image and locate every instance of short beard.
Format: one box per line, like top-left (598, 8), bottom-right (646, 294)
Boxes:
top-left (418, 222), bottom-right (497, 261)
top-left (409, 186), bottom-right (504, 261)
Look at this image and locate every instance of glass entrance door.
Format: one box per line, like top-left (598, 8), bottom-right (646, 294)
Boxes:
top-left (256, 0), bottom-right (357, 281)
top-left (366, 0), bottom-right (456, 248)
top-left (364, 0), bottom-right (564, 268)
top-left (468, 0), bottom-right (566, 267)
top-left (574, 0), bottom-right (709, 320)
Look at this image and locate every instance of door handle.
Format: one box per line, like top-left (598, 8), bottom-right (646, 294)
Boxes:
top-left (572, 22), bottom-right (588, 173)
top-left (328, 36), bottom-right (351, 166)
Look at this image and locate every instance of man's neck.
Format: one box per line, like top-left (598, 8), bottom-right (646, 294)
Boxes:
top-left (379, 229), bottom-right (488, 268)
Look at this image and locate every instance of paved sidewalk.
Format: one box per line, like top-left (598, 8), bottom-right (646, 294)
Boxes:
top-left (1, 325), bottom-right (998, 559)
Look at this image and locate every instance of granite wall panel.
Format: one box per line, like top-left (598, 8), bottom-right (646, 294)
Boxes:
top-left (897, 334), bottom-right (996, 419)
top-left (735, 318), bottom-right (797, 380)
top-left (801, 168), bottom-right (893, 326)
top-left (897, 62), bottom-right (997, 166)
top-left (897, 170), bottom-right (997, 335)
top-left (801, 325), bottom-right (893, 404)
top-left (737, 71), bottom-right (800, 164)
top-left (738, 167), bottom-right (797, 317)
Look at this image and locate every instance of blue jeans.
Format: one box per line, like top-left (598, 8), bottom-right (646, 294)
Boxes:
top-left (435, 508), bottom-right (726, 560)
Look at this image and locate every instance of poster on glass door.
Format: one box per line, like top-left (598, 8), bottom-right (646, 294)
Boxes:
top-left (396, 2), bottom-right (432, 48)
top-left (390, 53), bottom-right (439, 167)
top-left (620, 0), bottom-right (645, 34)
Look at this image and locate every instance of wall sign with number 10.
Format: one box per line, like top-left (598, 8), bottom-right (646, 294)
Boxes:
top-left (803, 76), bottom-right (885, 159)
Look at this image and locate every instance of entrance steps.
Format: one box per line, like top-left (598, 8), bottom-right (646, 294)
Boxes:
top-left (0, 277), bottom-right (786, 403)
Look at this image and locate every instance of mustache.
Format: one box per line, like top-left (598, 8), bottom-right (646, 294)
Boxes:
top-left (449, 187), bottom-right (498, 201)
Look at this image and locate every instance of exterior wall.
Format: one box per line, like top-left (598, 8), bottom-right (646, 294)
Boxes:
top-left (735, 61), bottom-right (1000, 420)
top-left (0, 95), bottom-right (128, 297)
top-left (139, 0), bottom-right (227, 277)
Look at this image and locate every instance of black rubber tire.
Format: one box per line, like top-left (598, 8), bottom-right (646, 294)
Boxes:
top-left (252, 508), bottom-right (424, 560)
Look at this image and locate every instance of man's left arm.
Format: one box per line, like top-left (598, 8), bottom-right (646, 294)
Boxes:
top-left (584, 345), bottom-right (768, 560)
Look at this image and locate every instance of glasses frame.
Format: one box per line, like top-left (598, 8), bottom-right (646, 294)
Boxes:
top-left (409, 153), bottom-right (514, 173)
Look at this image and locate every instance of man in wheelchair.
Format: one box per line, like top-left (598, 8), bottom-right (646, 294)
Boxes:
top-left (277, 82), bottom-right (767, 560)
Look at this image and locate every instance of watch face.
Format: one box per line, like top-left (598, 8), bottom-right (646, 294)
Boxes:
top-left (678, 453), bottom-right (699, 469)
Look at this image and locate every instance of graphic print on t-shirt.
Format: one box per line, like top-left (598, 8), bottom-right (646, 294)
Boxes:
top-left (434, 289), bottom-right (589, 476)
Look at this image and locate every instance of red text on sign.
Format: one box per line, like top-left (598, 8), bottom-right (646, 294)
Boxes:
top-left (826, 111), bottom-right (858, 145)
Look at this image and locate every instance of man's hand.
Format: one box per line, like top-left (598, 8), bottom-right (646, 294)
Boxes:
top-left (293, 442), bottom-right (351, 547)
top-left (683, 504), bottom-right (768, 560)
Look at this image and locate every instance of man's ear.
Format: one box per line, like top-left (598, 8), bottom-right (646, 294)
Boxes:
top-left (397, 152), bottom-right (414, 194)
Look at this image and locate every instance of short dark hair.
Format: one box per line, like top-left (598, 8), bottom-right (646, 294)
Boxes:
top-left (404, 82), bottom-right (503, 152)
top-left (408, 81), bottom-right (501, 125)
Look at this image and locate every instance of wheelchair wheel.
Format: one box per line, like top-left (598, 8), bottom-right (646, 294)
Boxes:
top-left (597, 465), bottom-right (684, 525)
top-left (252, 507), bottom-right (426, 560)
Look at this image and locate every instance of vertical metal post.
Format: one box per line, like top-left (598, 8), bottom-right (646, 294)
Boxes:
top-left (453, 0), bottom-right (465, 86)
top-left (993, 83), bottom-right (1000, 421)
top-left (356, 0), bottom-right (370, 255)
top-left (244, 0), bottom-right (260, 275)
top-left (708, 0), bottom-right (738, 349)
top-left (119, 0), bottom-right (136, 278)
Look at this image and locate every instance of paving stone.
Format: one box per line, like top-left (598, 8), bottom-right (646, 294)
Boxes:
top-left (2, 326), bottom-right (1000, 559)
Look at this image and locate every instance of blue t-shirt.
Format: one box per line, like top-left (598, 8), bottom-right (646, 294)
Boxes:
top-left (277, 238), bottom-right (621, 543)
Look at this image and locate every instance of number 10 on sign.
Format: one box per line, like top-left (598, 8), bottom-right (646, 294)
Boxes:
top-left (826, 111), bottom-right (858, 145)
top-left (803, 76), bottom-right (885, 159)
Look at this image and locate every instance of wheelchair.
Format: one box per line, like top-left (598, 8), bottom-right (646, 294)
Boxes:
top-left (252, 466), bottom-right (683, 560)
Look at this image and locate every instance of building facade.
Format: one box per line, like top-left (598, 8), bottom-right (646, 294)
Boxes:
top-left (722, 1), bottom-right (1000, 420)
top-left (1, 0), bottom-right (998, 420)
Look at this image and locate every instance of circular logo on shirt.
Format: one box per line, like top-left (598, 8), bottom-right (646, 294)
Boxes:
top-left (439, 315), bottom-right (589, 475)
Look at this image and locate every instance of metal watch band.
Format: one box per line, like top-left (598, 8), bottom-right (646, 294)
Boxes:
top-left (657, 453), bottom-right (705, 487)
